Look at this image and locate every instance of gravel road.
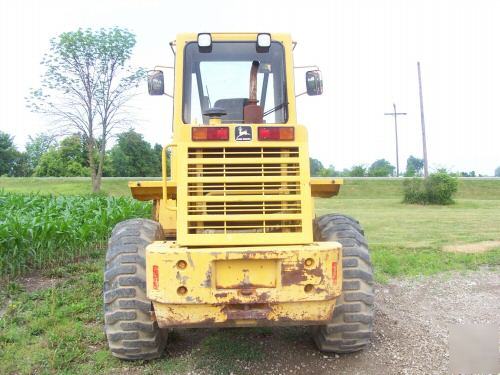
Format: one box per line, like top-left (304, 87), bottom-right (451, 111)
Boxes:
top-left (166, 268), bottom-right (499, 375)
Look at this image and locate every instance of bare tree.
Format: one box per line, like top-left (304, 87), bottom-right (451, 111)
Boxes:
top-left (27, 27), bottom-right (144, 192)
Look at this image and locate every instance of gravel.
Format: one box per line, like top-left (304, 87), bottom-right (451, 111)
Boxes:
top-left (169, 268), bottom-right (499, 374)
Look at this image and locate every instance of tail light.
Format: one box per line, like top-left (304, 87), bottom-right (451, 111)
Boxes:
top-left (192, 127), bottom-right (229, 141)
top-left (152, 265), bottom-right (159, 289)
top-left (258, 126), bottom-right (294, 141)
top-left (331, 261), bottom-right (338, 283)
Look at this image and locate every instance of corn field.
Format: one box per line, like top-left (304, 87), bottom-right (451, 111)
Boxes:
top-left (0, 191), bottom-right (150, 278)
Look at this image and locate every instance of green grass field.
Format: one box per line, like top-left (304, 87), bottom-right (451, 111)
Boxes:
top-left (2, 176), bottom-right (500, 199)
top-left (0, 177), bottom-right (499, 374)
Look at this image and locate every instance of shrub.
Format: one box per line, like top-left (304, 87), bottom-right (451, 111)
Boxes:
top-left (403, 172), bottom-right (458, 205)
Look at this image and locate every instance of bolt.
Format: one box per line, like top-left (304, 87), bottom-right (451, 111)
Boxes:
top-left (177, 260), bottom-right (187, 269)
top-left (177, 286), bottom-right (188, 295)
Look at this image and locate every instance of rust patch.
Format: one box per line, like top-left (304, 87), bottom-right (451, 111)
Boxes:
top-left (214, 292), bottom-right (228, 299)
top-left (281, 258), bottom-right (325, 286)
top-left (281, 260), bottom-right (307, 286)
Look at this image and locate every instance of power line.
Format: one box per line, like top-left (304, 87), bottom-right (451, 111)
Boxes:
top-left (384, 103), bottom-right (407, 176)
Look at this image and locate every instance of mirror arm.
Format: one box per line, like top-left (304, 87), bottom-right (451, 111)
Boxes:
top-left (294, 65), bottom-right (320, 70)
top-left (295, 91), bottom-right (307, 98)
top-left (154, 65), bottom-right (174, 70)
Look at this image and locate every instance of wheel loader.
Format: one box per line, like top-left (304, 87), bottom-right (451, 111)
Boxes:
top-left (104, 32), bottom-right (374, 360)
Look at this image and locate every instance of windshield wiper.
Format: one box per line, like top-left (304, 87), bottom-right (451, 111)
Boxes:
top-left (263, 102), bottom-right (288, 117)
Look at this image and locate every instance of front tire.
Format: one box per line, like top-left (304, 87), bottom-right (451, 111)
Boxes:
top-left (104, 219), bottom-right (167, 360)
top-left (311, 214), bottom-right (374, 353)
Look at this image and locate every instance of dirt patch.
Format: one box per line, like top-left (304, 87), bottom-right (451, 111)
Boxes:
top-left (443, 240), bottom-right (500, 253)
top-left (0, 273), bottom-right (60, 319)
top-left (163, 268), bottom-right (499, 374)
top-left (16, 273), bottom-right (60, 293)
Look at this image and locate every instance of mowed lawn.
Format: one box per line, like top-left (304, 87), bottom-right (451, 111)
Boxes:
top-left (0, 177), bottom-right (499, 374)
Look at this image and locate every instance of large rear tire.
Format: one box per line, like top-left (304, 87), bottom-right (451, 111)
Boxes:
top-left (104, 219), bottom-right (167, 360)
top-left (311, 214), bottom-right (374, 353)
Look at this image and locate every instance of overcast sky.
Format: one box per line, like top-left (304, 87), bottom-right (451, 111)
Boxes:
top-left (1, 0), bottom-right (499, 175)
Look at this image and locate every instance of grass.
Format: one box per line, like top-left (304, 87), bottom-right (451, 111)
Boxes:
top-left (0, 255), bottom-right (265, 374)
top-left (0, 191), bottom-right (150, 278)
top-left (2, 176), bottom-right (500, 199)
top-left (0, 177), bottom-right (499, 373)
top-left (0, 177), bottom-right (140, 196)
top-left (316, 198), bottom-right (500, 282)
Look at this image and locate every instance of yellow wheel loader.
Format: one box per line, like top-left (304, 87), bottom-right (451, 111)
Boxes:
top-left (104, 32), bottom-right (374, 360)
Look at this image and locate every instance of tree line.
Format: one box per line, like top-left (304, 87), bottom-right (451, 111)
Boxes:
top-left (0, 129), bottom-right (165, 177)
top-left (2, 127), bottom-right (492, 178)
top-left (309, 156), bottom-right (495, 177)
top-left (310, 156), bottom-right (418, 177)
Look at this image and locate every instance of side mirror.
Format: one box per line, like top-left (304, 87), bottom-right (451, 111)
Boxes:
top-left (148, 70), bottom-right (165, 96)
top-left (306, 70), bottom-right (323, 96)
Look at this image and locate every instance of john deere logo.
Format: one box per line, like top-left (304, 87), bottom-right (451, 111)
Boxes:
top-left (235, 126), bottom-right (252, 141)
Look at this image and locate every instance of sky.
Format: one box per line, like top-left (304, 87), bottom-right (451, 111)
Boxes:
top-left (1, 0), bottom-right (499, 175)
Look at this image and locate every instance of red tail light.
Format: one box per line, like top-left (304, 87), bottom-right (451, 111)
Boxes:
top-left (258, 127), bottom-right (294, 141)
top-left (152, 265), bottom-right (159, 289)
top-left (192, 127), bottom-right (229, 141)
top-left (332, 261), bottom-right (338, 283)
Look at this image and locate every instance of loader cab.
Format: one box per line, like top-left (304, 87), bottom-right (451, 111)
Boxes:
top-left (148, 33), bottom-right (323, 135)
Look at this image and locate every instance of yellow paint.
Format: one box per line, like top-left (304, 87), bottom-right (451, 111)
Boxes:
top-left (147, 241), bottom-right (342, 327)
top-left (127, 33), bottom-right (346, 327)
top-left (214, 259), bottom-right (278, 289)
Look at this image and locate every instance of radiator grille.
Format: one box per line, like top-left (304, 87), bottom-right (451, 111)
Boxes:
top-left (184, 146), bottom-right (304, 237)
top-left (188, 201), bottom-right (302, 215)
top-left (188, 220), bottom-right (302, 234)
top-left (187, 181), bottom-right (301, 196)
top-left (188, 163), bottom-right (300, 177)
top-left (188, 147), bottom-right (299, 159)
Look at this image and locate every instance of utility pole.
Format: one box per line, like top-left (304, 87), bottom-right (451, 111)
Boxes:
top-left (384, 103), bottom-right (407, 177)
top-left (417, 61), bottom-right (429, 177)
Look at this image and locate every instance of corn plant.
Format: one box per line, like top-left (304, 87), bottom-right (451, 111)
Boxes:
top-left (0, 191), bottom-right (150, 278)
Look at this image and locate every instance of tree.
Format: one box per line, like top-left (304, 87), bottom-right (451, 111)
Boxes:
top-left (34, 148), bottom-right (65, 176)
top-left (28, 27), bottom-right (144, 192)
top-left (25, 133), bottom-right (57, 174)
top-left (405, 155), bottom-right (424, 177)
top-left (0, 131), bottom-right (20, 176)
top-left (460, 171), bottom-right (476, 177)
top-left (34, 135), bottom-right (89, 177)
top-left (109, 130), bottom-right (158, 177)
top-left (309, 158), bottom-right (325, 176)
top-left (495, 166), bottom-right (500, 177)
top-left (10, 153), bottom-right (31, 177)
top-left (59, 135), bottom-right (87, 166)
top-left (349, 165), bottom-right (366, 177)
top-left (321, 165), bottom-right (339, 177)
top-left (153, 143), bottom-right (164, 176)
top-left (368, 159), bottom-right (395, 177)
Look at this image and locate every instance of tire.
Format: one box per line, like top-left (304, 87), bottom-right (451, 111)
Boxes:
top-left (311, 213), bottom-right (374, 353)
top-left (104, 218), bottom-right (167, 360)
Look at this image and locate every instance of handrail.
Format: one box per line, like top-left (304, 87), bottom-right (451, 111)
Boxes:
top-left (162, 144), bottom-right (177, 208)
